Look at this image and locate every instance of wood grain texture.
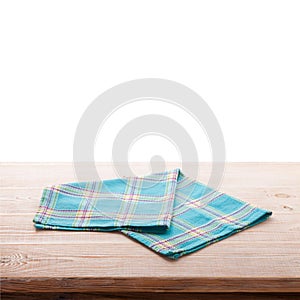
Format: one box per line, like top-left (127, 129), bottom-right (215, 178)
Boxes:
top-left (2, 292), bottom-right (300, 300)
top-left (1, 163), bottom-right (300, 294)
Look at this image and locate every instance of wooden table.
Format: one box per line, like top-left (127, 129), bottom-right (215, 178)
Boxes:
top-left (1, 163), bottom-right (300, 299)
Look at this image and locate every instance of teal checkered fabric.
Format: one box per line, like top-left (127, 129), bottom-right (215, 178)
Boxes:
top-left (33, 169), bottom-right (272, 259)
top-left (33, 169), bottom-right (179, 233)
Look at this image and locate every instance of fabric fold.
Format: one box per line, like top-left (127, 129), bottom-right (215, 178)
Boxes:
top-left (33, 169), bottom-right (272, 259)
top-left (33, 168), bottom-right (180, 233)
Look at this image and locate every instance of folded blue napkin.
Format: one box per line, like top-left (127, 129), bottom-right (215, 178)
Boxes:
top-left (33, 169), bottom-right (179, 233)
top-left (33, 169), bottom-right (272, 259)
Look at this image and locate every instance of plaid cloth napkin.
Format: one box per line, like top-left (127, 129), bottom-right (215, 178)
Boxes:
top-left (33, 169), bottom-right (179, 233)
top-left (33, 169), bottom-right (272, 259)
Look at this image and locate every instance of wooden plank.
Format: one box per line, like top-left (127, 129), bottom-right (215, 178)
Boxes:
top-left (2, 277), bottom-right (300, 293)
top-left (1, 187), bottom-right (299, 214)
top-left (1, 242), bottom-right (300, 277)
top-left (1, 163), bottom-right (300, 294)
top-left (2, 292), bottom-right (300, 300)
top-left (1, 211), bottom-right (299, 242)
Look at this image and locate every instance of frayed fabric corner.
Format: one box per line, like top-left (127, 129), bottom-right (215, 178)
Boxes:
top-left (33, 169), bottom-right (272, 259)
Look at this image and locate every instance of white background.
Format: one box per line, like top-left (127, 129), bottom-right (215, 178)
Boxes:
top-left (1, 0), bottom-right (299, 162)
